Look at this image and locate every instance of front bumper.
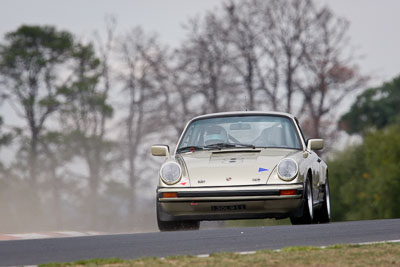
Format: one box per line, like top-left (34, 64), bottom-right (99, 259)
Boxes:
top-left (157, 183), bottom-right (304, 221)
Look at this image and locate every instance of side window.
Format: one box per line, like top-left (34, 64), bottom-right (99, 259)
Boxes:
top-left (282, 119), bottom-right (301, 149)
top-left (282, 122), bottom-right (293, 148)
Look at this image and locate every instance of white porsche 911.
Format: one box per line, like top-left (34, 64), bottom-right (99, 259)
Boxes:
top-left (152, 111), bottom-right (330, 231)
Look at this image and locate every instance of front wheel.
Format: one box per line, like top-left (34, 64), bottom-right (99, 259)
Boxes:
top-left (316, 176), bottom-right (331, 223)
top-left (157, 219), bottom-right (200, 231)
top-left (290, 177), bottom-right (314, 225)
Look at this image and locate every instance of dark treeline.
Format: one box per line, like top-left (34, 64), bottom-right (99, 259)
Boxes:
top-left (0, 0), bottom-right (365, 232)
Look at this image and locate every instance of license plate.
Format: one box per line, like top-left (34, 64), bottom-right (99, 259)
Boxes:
top-left (211, 205), bottom-right (246, 211)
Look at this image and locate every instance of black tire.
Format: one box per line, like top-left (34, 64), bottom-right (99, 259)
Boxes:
top-left (157, 219), bottom-right (200, 231)
top-left (317, 176), bottom-right (331, 223)
top-left (290, 177), bottom-right (314, 225)
top-left (157, 203), bottom-right (200, 231)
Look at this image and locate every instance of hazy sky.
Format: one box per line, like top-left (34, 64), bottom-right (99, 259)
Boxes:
top-left (1, 0), bottom-right (400, 85)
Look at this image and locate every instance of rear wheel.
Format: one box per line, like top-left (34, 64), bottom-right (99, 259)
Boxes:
top-left (157, 202), bottom-right (200, 231)
top-left (290, 177), bottom-right (314, 225)
top-left (317, 176), bottom-right (331, 223)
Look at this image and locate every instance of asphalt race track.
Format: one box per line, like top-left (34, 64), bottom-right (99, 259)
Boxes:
top-left (1, 219), bottom-right (400, 266)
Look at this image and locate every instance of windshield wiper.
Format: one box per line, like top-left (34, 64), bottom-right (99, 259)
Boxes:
top-left (176, 146), bottom-right (205, 153)
top-left (204, 143), bottom-right (256, 150)
top-left (204, 143), bottom-right (237, 150)
top-left (232, 143), bottom-right (256, 149)
top-left (179, 143), bottom-right (256, 152)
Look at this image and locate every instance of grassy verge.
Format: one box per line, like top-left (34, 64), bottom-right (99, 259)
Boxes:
top-left (41, 242), bottom-right (400, 267)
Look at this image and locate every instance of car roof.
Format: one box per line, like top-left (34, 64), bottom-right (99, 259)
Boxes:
top-left (191, 111), bottom-right (296, 121)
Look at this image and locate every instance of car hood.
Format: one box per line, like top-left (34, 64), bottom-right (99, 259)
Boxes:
top-left (178, 148), bottom-right (298, 187)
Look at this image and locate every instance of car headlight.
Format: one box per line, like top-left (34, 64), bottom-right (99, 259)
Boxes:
top-left (277, 158), bottom-right (298, 181)
top-left (160, 162), bottom-right (182, 185)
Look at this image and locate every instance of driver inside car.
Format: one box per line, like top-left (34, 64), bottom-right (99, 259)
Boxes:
top-left (203, 125), bottom-right (228, 145)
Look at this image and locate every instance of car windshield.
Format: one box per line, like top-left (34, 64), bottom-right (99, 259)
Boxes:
top-left (177, 115), bottom-right (302, 152)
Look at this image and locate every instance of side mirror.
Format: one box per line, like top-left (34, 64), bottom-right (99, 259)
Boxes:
top-left (307, 139), bottom-right (324, 151)
top-left (151, 145), bottom-right (170, 158)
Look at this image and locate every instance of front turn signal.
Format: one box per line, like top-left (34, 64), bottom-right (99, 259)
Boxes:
top-left (162, 192), bottom-right (178, 198)
top-left (280, 190), bottom-right (297, 196)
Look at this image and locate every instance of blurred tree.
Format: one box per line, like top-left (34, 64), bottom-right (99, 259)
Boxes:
top-left (264, 0), bottom-right (314, 114)
top-left (328, 125), bottom-right (400, 221)
top-left (0, 115), bottom-right (12, 171)
top-left (298, 4), bottom-right (366, 141)
top-left (176, 13), bottom-right (240, 115)
top-left (118, 27), bottom-right (171, 217)
top-left (0, 115), bottom-right (12, 148)
top-left (58, 43), bottom-right (115, 228)
top-left (222, 0), bottom-right (280, 111)
top-left (0, 25), bottom-right (74, 187)
top-left (94, 15), bottom-right (117, 125)
top-left (328, 144), bottom-right (368, 221)
top-left (339, 75), bottom-right (400, 135)
top-left (363, 125), bottom-right (400, 219)
top-left (38, 130), bottom-right (75, 229)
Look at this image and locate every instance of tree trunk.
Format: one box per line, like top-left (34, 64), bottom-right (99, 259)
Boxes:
top-left (29, 131), bottom-right (39, 189)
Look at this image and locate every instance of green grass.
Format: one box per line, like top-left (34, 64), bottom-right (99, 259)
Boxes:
top-left (40, 242), bottom-right (400, 267)
top-left (41, 258), bottom-right (125, 267)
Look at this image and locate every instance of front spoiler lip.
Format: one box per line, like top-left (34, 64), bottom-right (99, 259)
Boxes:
top-left (157, 183), bottom-right (303, 202)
